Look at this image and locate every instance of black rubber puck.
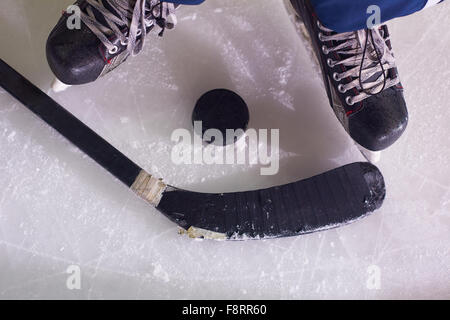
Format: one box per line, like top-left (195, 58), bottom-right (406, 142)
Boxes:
top-left (192, 89), bottom-right (249, 145)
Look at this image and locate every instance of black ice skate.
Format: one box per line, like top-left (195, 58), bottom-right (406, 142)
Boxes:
top-left (46, 0), bottom-right (179, 92)
top-left (285, 0), bottom-right (408, 162)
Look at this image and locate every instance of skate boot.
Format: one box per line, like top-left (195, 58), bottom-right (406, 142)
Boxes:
top-left (46, 0), bottom-right (179, 92)
top-left (285, 0), bottom-right (408, 162)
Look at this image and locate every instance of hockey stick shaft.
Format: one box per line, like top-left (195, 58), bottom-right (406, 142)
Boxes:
top-left (0, 59), bottom-right (165, 206)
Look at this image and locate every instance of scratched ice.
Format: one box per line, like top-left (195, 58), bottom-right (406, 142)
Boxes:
top-left (0, 0), bottom-right (449, 299)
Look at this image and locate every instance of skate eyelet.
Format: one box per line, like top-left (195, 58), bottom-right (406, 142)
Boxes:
top-left (316, 20), bottom-right (322, 28)
top-left (137, 29), bottom-right (142, 37)
top-left (318, 33), bottom-right (325, 42)
top-left (322, 45), bottom-right (329, 55)
top-left (338, 84), bottom-right (347, 93)
top-left (120, 39), bottom-right (128, 46)
top-left (108, 46), bottom-right (119, 54)
top-left (327, 58), bottom-right (334, 67)
top-left (332, 72), bottom-right (340, 81)
top-left (345, 96), bottom-right (354, 106)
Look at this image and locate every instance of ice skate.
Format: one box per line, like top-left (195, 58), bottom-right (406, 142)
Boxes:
top-left (46, 0), bottom-right (179, 92)
top-left (285, 0), bottom-right (408, 162)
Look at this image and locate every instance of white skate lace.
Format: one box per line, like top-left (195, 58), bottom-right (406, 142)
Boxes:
top-left (80, 0), bottom-right (177, 56)
top-left (318, 22), bottom-right (400, 106)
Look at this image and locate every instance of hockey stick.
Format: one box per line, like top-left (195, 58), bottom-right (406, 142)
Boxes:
top-left (0, 59), bottom-right (385, 240)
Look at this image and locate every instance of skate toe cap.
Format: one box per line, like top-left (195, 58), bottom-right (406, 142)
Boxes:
top-left (349, 88), bottom-right (408, 151)
top-left (46, 22), bottom-right (105, 85)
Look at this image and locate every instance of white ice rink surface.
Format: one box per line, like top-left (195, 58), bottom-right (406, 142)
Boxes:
top-left (0, 0), bottom-right (449, 299)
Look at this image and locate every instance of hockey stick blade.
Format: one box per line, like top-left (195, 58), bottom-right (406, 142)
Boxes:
top-left (0, 59), bottom-right (386, 240)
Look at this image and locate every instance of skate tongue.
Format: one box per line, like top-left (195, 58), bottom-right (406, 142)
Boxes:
top-left (84, 0), bottom-right (128, 33)
top-left (356, 29), bottom-right (386, 62)
top-left (88, 0), bottom-right (144, 31)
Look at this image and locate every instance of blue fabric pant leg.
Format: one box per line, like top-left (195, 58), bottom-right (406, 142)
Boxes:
top-left (310, 0), bottom-right (445, 33)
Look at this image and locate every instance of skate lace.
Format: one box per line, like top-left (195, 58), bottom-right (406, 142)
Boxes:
top-left (80, 0), bottom-right (177, 56)
top-left (318, 22), bottom-right (400, 106)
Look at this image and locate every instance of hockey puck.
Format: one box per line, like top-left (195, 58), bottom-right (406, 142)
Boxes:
top-left (192, 89), bottom-right (249, 146)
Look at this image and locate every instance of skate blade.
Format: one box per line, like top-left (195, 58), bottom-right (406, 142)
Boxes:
top-left (51, 78), bottom-right (71, 92)
top-left (358, 145), bottom-right (381, 163)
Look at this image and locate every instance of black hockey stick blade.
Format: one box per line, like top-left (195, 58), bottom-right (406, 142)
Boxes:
top-left (159, 162), bottom-right (385, 239)
top-left (0, 59), bottom-right (386, 240)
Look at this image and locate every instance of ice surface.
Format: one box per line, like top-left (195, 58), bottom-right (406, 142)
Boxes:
top-left (0, 0), bottom-right (449, 299)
